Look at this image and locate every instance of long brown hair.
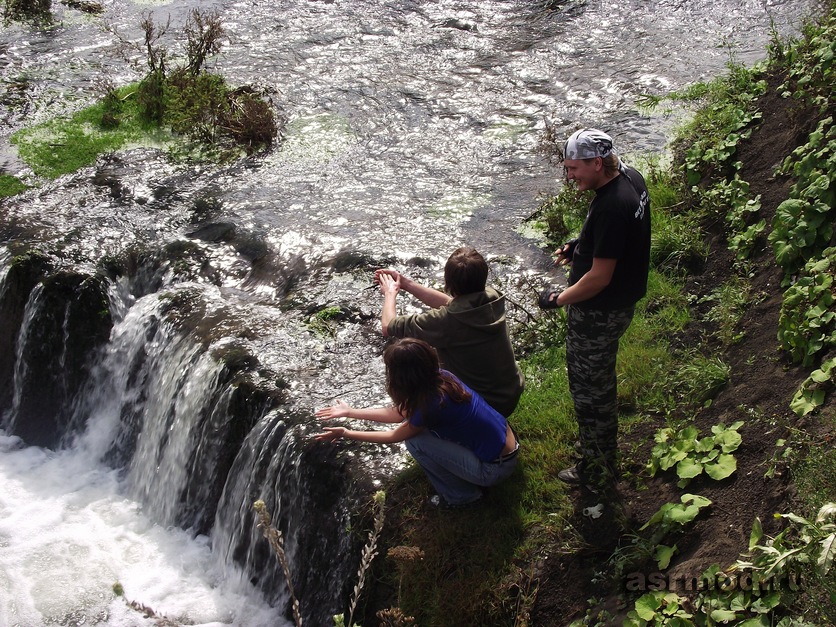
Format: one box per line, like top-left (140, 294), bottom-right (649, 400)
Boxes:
top-left (383, 338), bottom-right (471, 423)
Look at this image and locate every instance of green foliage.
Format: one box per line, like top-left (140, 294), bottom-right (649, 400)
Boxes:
top-left (700, 277), bottom-right (751, 346)
top-left (535, 185), bottom-right (591, 246)
top-left (3, 0), bottom-right (51, 23)
top-left (650, 210), bottom-right (708, 275)
top-left (624, 591), bottom-right (693, 626)
top-left (647, 422), bottom-right (742, 488)
top-left (669, 65), bottom-right (766, 186)
top-left (307, 306), bottom-right (347, 338)
top-left (678, 503), bottom-right (836, 625)
top-left (137, 70), bottom-right (167, 125)
top-left (98, 81), bottom-right (123, 130)
top-left (9, 10), bottom-right (278, 180)
top-left (791, 356), bottom-right (836, 417)
top-left (166, 71), bottom-right (231, 143)
top-left (621, 500), bottom-right (835, 626)
top-left (10, 87), bottom-right (152, 178)
top-left (642, 350), bottom-right (730, 417)
top-left (688, 565), bottom-right (806, 627)
top-left (743, 504), bottom-right (836, 579)
top-left (611, 494), bottom-right (713, 574)
top-left (778, 247), bottom-right (836, 367)
top-left (0, 174), bottom-right (28, 198)
top-left (640, 494), bottom-right (713, 533)
top-left (769, 117), bottom-right (836, 282)
top-left (778, 7), bottom-right (836, 114)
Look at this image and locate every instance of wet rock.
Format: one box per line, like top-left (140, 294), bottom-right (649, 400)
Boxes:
top-left (187, 221), bottom-right (237, 243)
top-left (436, 18), bottom-right (478, 32)
top-left (0, 252), bottom-right (52, 414)
top-left (3, 266), bottom-right (112, 448)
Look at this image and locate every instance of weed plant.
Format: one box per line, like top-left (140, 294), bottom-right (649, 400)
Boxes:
top-left (9, 9), bottom-right (280, 180)
top-left (3, 0), bottom-right (51, 23)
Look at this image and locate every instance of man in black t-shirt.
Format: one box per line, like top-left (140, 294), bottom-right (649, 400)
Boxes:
top-left (539, 128), bottom-right (651, 493)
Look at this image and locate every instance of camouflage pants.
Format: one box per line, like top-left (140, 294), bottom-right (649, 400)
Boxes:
top-left (566, 304), bottom-right (635, 476)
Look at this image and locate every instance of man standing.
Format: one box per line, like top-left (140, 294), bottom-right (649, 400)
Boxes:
top-left (539, 128), bottom-right (651, 492)
top-left (376, 247), bottom-right (524, 418)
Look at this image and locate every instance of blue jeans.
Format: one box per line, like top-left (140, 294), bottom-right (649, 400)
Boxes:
top-left (405, 432), bottom-right (518, 505)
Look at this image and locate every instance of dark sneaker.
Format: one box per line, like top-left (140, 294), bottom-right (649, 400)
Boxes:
top-left (559, 461), bottom-right (616, 494)
top-left (558, 464), bottom-right (585, 484)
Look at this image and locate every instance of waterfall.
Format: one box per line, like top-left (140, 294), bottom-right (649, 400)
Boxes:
top-left (0, 252), bottom-right (391, 625)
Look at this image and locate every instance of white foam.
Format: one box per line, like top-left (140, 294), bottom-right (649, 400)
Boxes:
top-left (0, 433), bottom-right (289, 627)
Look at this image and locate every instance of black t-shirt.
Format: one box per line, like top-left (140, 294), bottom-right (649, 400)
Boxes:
top-left (568, 165), bottom-right (651, 309)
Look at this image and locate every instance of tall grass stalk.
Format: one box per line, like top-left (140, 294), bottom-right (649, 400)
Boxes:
top-left (345, 491), bottom-right (386, 627)
top-left (253, 500), bottom-right (303, 627)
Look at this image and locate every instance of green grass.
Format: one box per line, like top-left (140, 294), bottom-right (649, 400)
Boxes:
top-left (0, 174), bottom-right (29, 198)
top-left (374, 263), bottom-right (692, 625)
top-left (370, 4), bottom-right (836, 616)
top-left (10, 86), bottom-right (167, 179)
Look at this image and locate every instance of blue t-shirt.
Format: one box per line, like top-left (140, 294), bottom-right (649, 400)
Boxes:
top-left (408, 371), bottom-right (508, 461)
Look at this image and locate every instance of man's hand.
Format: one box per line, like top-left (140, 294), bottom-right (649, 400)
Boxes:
top-left (553, 238), bottom-right (578, 266)
top-left (378, 272), bottom-right (401, 298)
top-left (375, 268), bottom-right (403, 285)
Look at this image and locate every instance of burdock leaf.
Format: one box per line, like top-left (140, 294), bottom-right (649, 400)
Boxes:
top-left (705, 453), bottom-right (737, 480)
top-left (655, 544), bottom-right (678, 570)
top-left (818, 533), bottom-right (836, 575)
top-left (677, 458), bottom-right (704, 480)
top-left (635, 593), bottom-right (662, 620)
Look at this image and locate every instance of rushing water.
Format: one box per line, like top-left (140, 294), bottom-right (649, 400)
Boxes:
top-left (0, 0), bottom-right (817, 625)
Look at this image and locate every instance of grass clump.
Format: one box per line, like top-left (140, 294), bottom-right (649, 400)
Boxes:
top-left (11, 84), bottom-right (157, 179)
top-left (3, 0), bottom-right (51, 24)
top-left (0, 174), bottom-right (29, 198)
top-left (9, 9), bottom-right (281, 180)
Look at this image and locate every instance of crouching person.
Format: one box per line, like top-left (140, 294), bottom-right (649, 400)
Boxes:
top-left (314, 338), bottom-right (520, 508)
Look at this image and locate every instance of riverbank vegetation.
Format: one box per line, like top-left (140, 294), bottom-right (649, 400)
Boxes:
top-left (353, 2), bottom-right (835, 625)
top-left (6, 9), bottom-right (280, 182)
top-left (2, 1), bottom-right (834, 625)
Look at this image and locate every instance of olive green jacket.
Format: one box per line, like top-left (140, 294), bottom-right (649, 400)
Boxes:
top-left (387, 287), bottom-right (524, 417)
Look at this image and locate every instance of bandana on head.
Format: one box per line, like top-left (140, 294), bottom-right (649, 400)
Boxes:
top-left (563, 128), bottom-right (614, 160)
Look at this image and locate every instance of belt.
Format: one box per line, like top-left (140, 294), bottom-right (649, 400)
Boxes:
top-left (490, 441), bottom-right (520, 464)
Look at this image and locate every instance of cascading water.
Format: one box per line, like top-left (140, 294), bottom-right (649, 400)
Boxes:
top-left (0, 0), bottom-right (817, 625)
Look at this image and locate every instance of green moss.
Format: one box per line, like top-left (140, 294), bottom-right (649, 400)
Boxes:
top-left (0, 174), bottom-right (29, 198)
top-left (10, 86), bottom-right (160, 179)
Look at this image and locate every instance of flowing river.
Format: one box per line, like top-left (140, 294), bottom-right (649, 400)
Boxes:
top-left (0, 1), bottom-right (816, 625)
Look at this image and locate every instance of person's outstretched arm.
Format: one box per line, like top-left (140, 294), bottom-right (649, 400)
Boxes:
top-left (314, 417), bottom-right (422, 444)
top-left (315, 400), bottom-right (404, 423)
top-left (553, 257), bottom-right (616, 306)
top-left (378, 273), bottom-right (401, 336)
top-left (375, 269), bottom-right (451, 309)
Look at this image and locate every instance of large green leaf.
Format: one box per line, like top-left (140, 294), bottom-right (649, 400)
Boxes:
top-left (655, 544), bottom-right (678, 570)
top-left (634, 592), bottom-right (662, 620)
top-left (705, 453), bottom-right (738, 480)
top-left (749, 517), bottom-right (764, 552)
top-left (710, 608), bottom-right (740, 622)
top-left (819, 532), bottom-right (836, 574)
top-left (714, 429), bottom-right (743, 453)
top-left (668, 504), bottom-right (701, 525)
top-left (677, 458), bottom-right (704, 480)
